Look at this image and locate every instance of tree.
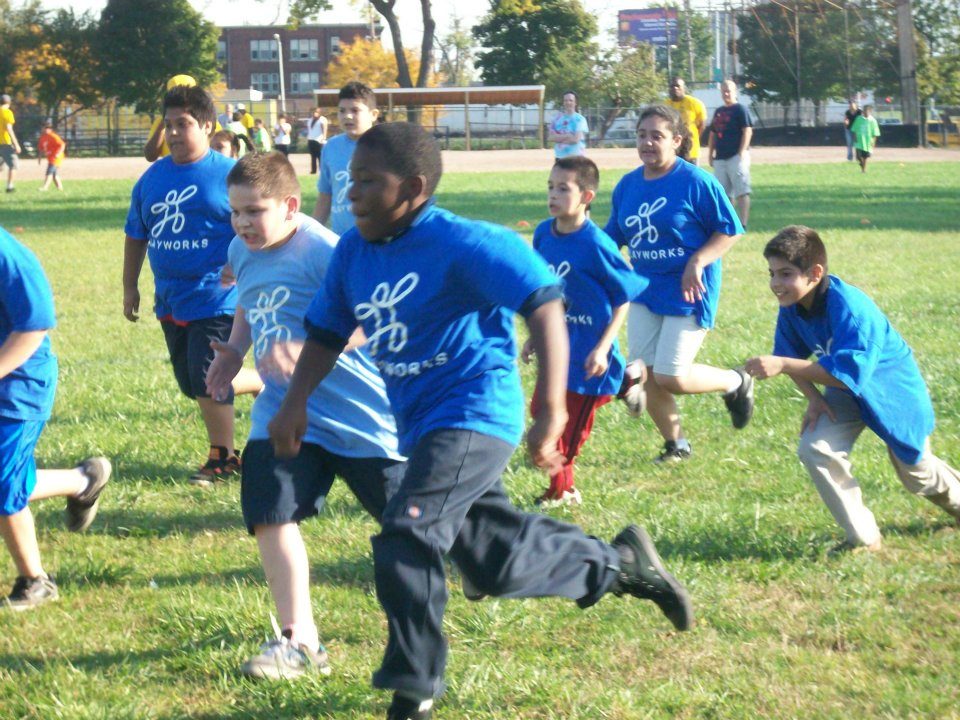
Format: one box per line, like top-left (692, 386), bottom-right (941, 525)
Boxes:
top-left (472, 0), bottom-right (597, 87)
top-left (436, 17), bottom-right (475, 86)
top-left (325, 36), bottom-right (427, 89)
top-left (96, 0), bottom-right (221, 114)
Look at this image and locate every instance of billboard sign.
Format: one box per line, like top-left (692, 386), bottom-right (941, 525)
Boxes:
top-left (618, 8), bottom-right (679, 47)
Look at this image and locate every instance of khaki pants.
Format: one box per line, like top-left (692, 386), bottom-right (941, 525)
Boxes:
top-left (797, 388), bottom-right (960, 545)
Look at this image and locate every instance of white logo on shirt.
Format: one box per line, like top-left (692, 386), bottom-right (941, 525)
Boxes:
top-left (247, 286), bottom-right (292, 359)
top-left (549, 261), bottom-right (571, 279)
top-left (624, 197), bottom-right (667, 247)
top-left (150, 185), bottom-right (198, 238)
top-left (813, 338), bottom-right (833, 358)
top-left (334, 169), bottom-right (352, 204)
top-left (354, 273), bottom-right (419, 355)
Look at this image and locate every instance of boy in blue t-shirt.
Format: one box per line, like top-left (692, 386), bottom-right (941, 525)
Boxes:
top-left (312, 81), bottom-right (379, 236)
top-left (525, 156), bottom-right (647, 507)
top-left (205, 153), bottom-right (406, 680)
top-left (1, 226), bottom-right (111, 610)
top-left (123, 85), bottom-right (261, 484)
top-left (270, 123), bottom-right (692, 720)
top-left (744, 225), bottom-right (960, 552)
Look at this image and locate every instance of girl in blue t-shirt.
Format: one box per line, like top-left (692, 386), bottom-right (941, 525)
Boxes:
top-left (603, 105), bottom-right (753, 464)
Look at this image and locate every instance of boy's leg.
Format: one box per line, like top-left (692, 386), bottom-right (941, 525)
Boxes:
top-left (797, 388), bottom-right (878, 547)
top-left (0, 508), bottom-right (43, 578)
top-left (887, 441), bottom-right (960, 521)
top-left (256, 524), bottom-right (317, 646)
top-left (28, 467), bottom-right (86, 499)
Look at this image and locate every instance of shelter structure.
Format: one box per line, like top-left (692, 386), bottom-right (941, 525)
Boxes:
top-left (313, 85), bottom-right (546, 150)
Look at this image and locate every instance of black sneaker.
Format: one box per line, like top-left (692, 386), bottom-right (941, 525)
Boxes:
top-left (723, 367), bottom-right (754, 429)
top-left (610, 525), bottom-right (693, 631)
top-left (189, 445), bottom-right (241, 487)
top-left (654, 439), bottom-right (692, 464)
top-left (3, 574), bottom-right (59, 611)
top-left (66, 457), bottom-right (112, 532)
top-left (386, 693), bottom-right (433, 720)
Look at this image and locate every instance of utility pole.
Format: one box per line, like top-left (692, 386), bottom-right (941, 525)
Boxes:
top-left (843, 1), bottom-right (852, 100)
top-left (684, 0), bottom-right (695, 80)
top-left (896, 0), bottom-right (921, 134)
top-left (795, 1), bottom-right (802, 126)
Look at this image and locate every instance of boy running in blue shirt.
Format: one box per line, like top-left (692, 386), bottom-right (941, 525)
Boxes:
top-left (205, 152), bottom-right (406, 679)
top-left (270, 123), bottom-right (693, 720)
top-left (525, 156), bottom-right (646, 507)
top-left (123, 85), bottom-right (261, 485)
top-left (312, 81), bottom-right (379, 236)
top-left (744, 225), bottom-right (960, 552)
top-left (1, 225), bottom-right (111, 610)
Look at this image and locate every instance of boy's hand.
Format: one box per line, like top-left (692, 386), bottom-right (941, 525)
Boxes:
top-left (801, 394), bottom-right (836, 434)
top-left (681, 258), bottom-right (706, 303)
top-left (206, 341), bottom-right (244, 402)
top-left (584, 344), bottom-right (610, 379)
top-left (520, 338), bottom-right (535, 364)
top-left (744, 355), bottom-right (784, 380)
top-left (123, 287), bottom-right (140, 322)
top-left (269, 402), bottom-right (307, 459)
top-left (526, 408), bottom-right (568, 475)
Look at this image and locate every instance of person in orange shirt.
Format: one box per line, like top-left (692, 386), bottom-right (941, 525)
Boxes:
top-left (37, 121), bottom-right (66, 191)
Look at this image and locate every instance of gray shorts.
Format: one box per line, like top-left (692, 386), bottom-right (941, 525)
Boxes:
top-left (0, 145), bottom-right (18, 170)
top-left (713, 153), bottom-right (751, 197)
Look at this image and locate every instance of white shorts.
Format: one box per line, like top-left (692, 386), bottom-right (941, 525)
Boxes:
top-left (627, 303), bottom-right (707, 377)
top-left (713, 154), bottom-right (751, 198)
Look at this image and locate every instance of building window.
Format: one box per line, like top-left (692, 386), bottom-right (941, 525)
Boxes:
top-left (330, 36), bottom-right (342, 56)
top-left (290, 72), bottom-right (320, 94)
top-left (250, 39), bottom-right (278, 61)
top-left (251, 72), bottom-right (280, 94)
top-left (289, 38), bottom-right (319, 60)
top-left (216, 40), bottom-right (227, 62)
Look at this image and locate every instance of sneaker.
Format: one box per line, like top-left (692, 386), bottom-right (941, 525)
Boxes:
top-left (240, 635), bottom-right (331, 680)
top-left (723, 367), bottom-right (755, 429)
top-left (610, 525), bottom-right (693, 631)
top-left (3, 574), bottom-right (59, 611)
top-left (653, 439), bottom-right (692, 465)
top-left (189, 445), bottom-right (241, 487)
top-left (66, 457), bottom-right (112, 532)
top-left (461, 573), bottom-right (486, 602)
top-left (387, 694), bottom-right (434, 720)
top-left (617, 361), bottom-right (646, 417)
top-left (535, 487), bottom-right (583, 509)
top-left (5, 187), bottom-right (14, 193)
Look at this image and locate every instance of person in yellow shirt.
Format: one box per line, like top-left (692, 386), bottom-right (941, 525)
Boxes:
top-left (0, 93), bottom-right (21, 192)
top-left (665, 77), bottom-right (707, 166)
top-left (237, 103), bottom-right (255, 133)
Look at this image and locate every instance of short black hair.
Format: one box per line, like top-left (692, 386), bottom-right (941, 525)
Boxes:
top-left (553, 156), bottom-right (599, 193)
top-left (356, 122), bottom-right (442, 196)
top-left (340, 81), bottom-right (377, 109)
top-left (163, 85), bottom-right (217, 130)
top-left (764, 225), bottom-right (828, 274)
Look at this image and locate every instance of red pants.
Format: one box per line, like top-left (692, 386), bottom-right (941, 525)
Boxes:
top-left (531, 389), bottom-right (612, 497)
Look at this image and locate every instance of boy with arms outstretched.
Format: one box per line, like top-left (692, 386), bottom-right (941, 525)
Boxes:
top-left (123, 85), bottom-right (260, 485)
top-left (270, 123), bottom-right (693, 720)
top-left (745, 225), bottom-right (960, 551)
top-left (205, 152), bottom-right (406, 679)
top-left (1, 225), bottom-right (110, 610)
top-left (525, 156), bottom-right (647, 507)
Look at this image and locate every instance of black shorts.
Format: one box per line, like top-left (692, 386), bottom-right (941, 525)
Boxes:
top-left (161, 315), bottom-right (234, 401)
top-left (856, 148), bottom-right (871, 161)
top-left (240, 439), bottom-right (406, 534)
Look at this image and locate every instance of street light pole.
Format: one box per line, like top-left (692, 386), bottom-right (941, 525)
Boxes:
top-left (273, 32), bottom-right (286, 114)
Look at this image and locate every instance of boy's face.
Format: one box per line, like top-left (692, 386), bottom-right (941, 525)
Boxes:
top-left (547, 167), bottom-right (592, 221)
top-left (767, 256), bottom-right (823, 309)
top-left (338, 97), bottom-right (378, 140)
top-left (229, 183), bottom-right (300, 252)
top-left (348, 145), bottom-right (418, 241)
top-left (164, 106), bottom-right (212, 164)
top-left (211, 139), bottom-right (233, 157)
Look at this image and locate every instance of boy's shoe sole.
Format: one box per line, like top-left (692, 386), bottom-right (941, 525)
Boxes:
top-left (3, 575), bottom-right (59, 611)
top-left (66, 457), bottom-right (112, 532)
top-left (611, 525), bottom-right (693, 631)
top-left (723, 367), bottom-right (755, 429)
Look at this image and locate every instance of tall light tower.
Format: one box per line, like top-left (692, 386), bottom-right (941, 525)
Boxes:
top-left (895, 0), bottom-right (920, 130)
top-left (273, 32), bottom-right (286, 113)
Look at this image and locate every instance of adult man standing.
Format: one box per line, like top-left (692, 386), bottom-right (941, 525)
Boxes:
top-left (0, 94), bottom-right (21, 193)
top-left (665, 77), bottom-right (707, 165)
top-left (843, 100), bottom-right (861, 162)
top-left (218, 102), bottom-right (235, 130)
top-left (707, 80), bottom-right (753, 227)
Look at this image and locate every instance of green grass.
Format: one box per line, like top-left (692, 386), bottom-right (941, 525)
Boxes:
top-left (1, 160), bottom-right (959, 719)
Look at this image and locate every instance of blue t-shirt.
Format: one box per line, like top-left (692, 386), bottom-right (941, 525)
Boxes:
top-left (0, 227), bottom-right (58, 421)
top-left (603, 160), bottom-right (743, 329)
top-left (773, 275), bottom-right (934, 465)
top-left (710, 103), bottom-right (752, 160)
top-left (304, 204), bottom-right (560, 455)
top-left (551, 112), bottom-right (589, 158)
top-left (229, 214), bottom-right (401, 460)
top-left (533, 219), bottom-right (647, 396)
top-left (124, 150), bottom-right (238, 321)
top-left (317, 133), bottom-right (356, 236)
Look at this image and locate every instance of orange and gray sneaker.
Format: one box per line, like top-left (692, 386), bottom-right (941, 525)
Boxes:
top-left (189, 445), bottom-right (241, 487)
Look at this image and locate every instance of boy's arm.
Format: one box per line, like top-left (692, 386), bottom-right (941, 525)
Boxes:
top-left (739, 125), bottom-right (753, 155)
top-left (206, 307), bottom-right (253, 402)
top-left (744, 354), bottom-right (848, 389)
top-left (681, 231), bottom-right (739, 302)
top-left (122, 236), bottom-right (148, 322)
top-left (706, 128), bottom-right (716, 165)
top-left (789, 375), bottom-right (838, 434)
top-left (584, 302), bottom-right (628, 379)
top-left (7, 124), bottom-right (20, 155)
top-left (0, 330), bottom-right (48, 381)
top-left (313, 193), bottom-right (332, 226)
top-left (144, 120), bottom-right (164, 162)
top-left (524, 298), bottom-right (569, 473)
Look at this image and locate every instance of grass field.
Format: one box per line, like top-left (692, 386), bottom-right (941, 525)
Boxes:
top-left (0, 160), bottom-right (959, 719)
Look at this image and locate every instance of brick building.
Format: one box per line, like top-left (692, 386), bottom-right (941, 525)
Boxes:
top-left (217, 23), bottom-right (375, 116)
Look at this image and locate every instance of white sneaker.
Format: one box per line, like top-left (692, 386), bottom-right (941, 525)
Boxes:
top-left (618, 362), bottom-right (646, 417)
top-left (240, 636), bottom-right (331, 680)
top-left (535, 488), bottom-right (583, 509)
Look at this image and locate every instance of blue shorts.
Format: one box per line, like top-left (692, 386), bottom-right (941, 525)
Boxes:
top-left (240, 439), bottom-right (406, 534)
top-left (160, 315), bottom-right (234, 402)
top-left (0, 418), bottom-right (46, 516)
